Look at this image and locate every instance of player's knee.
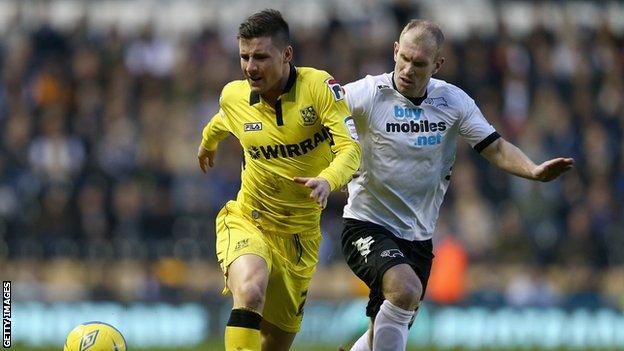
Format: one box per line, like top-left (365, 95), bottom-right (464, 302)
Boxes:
top-left (384, 278), bottom-right (422, 310)
top-left (233, 281), bottom-right (266, 310)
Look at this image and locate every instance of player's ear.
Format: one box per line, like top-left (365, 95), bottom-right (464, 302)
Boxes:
top-left (283, 45), bottom-right (293, 63)
top-left (393, 41), bottom-right (399, 62)
top-left (433, 56), bottom-right (445, 75)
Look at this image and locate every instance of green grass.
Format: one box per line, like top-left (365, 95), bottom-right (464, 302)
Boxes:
top-left (7, 343), bottom-right (605, 351)
top-left (8, 341), bottom-right (343, 351)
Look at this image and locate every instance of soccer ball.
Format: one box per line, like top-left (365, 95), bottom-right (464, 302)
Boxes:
top-left (63, 322), bottom-right (127, 351)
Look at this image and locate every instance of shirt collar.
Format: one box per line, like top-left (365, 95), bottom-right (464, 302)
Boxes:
top-left (391, 72), bottom-right (428, 106)
top-left (249, 63), bottom-right (297, 105)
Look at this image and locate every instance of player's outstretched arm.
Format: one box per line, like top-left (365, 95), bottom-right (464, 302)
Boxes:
top-left (197, 145), bottom-right (216, 173)
top-left (480, 138), bottom-right (574, 182)
top-left (293, 177), bottom-right (331, 208)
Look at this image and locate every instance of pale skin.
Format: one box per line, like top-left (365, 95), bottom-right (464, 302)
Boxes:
top-left (355, 26), bottom-right (574, 349)
top-left (196, 35), bottom-right (331, 351)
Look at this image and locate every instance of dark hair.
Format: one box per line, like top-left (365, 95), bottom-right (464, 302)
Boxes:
top-left (238, 9), bottom-right (290, 48)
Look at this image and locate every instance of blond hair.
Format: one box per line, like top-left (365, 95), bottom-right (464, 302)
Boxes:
top-left (399, 20), bottom-right (445, 52)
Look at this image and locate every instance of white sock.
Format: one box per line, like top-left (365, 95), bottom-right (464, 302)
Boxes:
top-left (349, 329), bottom-right (371, 351)
top-left (372, 300), bottom-right (415, 351)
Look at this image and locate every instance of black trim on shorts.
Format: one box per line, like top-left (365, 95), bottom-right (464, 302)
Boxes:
top-left (223, 206), bottom-right (232, 266)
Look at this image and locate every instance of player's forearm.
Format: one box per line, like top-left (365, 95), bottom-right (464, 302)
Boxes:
top-left (200, 136), bottom-right (219, 151)
top-left (482, 138), bottom-right (538, 180)
top-left (317, 140), bottom-right (361, 190)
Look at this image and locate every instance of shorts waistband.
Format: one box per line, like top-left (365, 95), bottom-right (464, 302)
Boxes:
top-left (234, 201), bottom-right (321, 238)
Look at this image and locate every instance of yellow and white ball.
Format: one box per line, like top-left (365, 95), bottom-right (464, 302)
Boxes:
top-left (63, 322), bottom-right (127, 351)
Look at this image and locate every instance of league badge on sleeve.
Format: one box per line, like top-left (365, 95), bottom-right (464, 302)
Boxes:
top-left (344, 116), bottom-right (359, 141)
top-left (325, 78), bottom-right (345, 101)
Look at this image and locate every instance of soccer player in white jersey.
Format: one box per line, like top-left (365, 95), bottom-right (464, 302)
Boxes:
top-left (341, 20), bottom-right (574, 351)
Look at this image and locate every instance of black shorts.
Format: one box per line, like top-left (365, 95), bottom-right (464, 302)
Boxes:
top-left (341, 218), bottom-right (434, 318)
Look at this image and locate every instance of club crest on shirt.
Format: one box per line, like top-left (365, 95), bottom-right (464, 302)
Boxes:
top-left (423, 96), bottom-right (448, 107)
top-left (325, 78), bottom-right (345, 101)
top-left (300, 106), bottom-right (318, 126)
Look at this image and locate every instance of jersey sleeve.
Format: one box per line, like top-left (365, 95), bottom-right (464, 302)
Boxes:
top-left (344, 77), bottom-right (374, 120)
top-left (200, 108), bottom-right (231, 151)
top-left (313, 74), bottom-right (361, 191)
top-left (456, 90), bottom-right (499, 152)
top-left (200, 88), bottom-right (234, 151)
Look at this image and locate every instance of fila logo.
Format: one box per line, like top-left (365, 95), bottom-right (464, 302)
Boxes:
top-left (244, 122), bottom-right (262, 132)
top-left (352, 236), bottom-right (375, 263)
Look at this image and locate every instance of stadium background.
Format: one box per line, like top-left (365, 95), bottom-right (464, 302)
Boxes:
top-left (0, 0), bottom-right (623, 350)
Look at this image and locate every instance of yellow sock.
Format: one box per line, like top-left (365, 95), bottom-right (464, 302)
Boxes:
top-left (224, 309), bottom-right (262, 351)
top-left (225, 326), bottom-right (260, 351)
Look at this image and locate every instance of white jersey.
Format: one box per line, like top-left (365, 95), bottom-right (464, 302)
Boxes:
top-left (343, 73), bottom-right (499, 241)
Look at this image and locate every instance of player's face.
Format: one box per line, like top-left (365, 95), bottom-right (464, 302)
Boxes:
top-left (393, 34), bottom-right (444, 97)
top-left (239, 36), bottom-right (292, 96)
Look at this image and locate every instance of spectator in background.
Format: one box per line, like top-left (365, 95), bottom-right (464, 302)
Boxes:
top-left (426, 234), bottom-right (468, 305)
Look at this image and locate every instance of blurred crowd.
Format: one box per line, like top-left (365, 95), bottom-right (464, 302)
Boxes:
top-left (0, 1), bottom-right (623, 308)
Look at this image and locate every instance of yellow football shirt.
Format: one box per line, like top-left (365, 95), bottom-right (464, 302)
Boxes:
top-left (201, 64), bottom-right (361, 234)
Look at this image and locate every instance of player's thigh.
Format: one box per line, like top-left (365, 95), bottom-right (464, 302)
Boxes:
top-left (399, 236), bottom-right (434, 301)
top-left (263, 233), bottom-right (320, 334)
top-left (227, 254), bottom-right (270, 309)
top-left (215, 201), bottom-right (272, 292)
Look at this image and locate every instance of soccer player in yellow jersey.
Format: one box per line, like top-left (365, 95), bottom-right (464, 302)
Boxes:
top-left (197, 9), bottom-right (361, 351)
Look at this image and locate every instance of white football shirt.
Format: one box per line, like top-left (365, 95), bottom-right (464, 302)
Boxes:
top-left (343, 73), bottom-right (499, 241)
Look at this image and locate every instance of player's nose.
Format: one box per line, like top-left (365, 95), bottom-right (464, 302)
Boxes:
top-left (246, 59), bottom-right (259, 74)
top-left (405, 64), bottom-right (416, 75)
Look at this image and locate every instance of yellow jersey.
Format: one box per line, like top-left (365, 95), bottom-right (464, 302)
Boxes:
top-left (201, 65), bottom-right (361, 234)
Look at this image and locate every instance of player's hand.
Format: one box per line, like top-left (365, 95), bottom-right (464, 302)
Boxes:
top-left (197, 145), bottom-right (216, 173)
top-left (293, 177), bottom-right (331, 209)
top-left (532, 157), bottom-right (574, 182)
